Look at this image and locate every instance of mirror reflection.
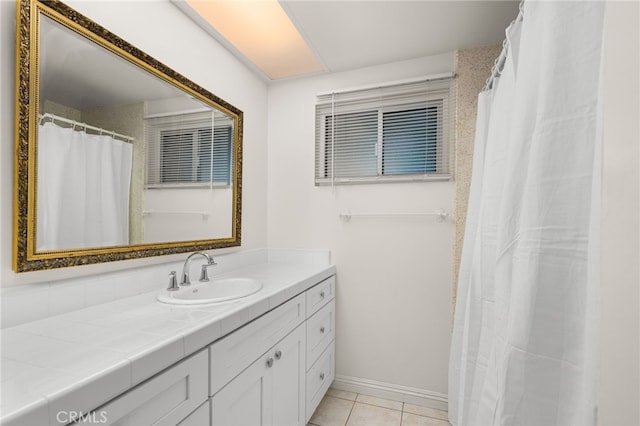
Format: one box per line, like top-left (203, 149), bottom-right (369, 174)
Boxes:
top-left (13, 0), bottom-right (242, 272)
top-left (37, 14), bottom-right (234, 251)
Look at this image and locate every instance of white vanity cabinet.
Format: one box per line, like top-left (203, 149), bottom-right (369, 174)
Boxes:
top-left (210, 275), bottom-right (336, 426)
top-left (304, 278), bottom-right (335, 423)
top-left (208, 293), bottom-right (307, 426)
top-left (210, 324), bottom-right (306, 426)
top-left (72, 274), bottom-right (336, 426)
top-left (209, 294), bottom-right (306, 396)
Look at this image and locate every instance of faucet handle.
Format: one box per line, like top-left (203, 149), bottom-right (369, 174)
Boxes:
top-left (167, 271), bottom-right (179, 291)
top-left (199, 261), bottom-right (217, 282)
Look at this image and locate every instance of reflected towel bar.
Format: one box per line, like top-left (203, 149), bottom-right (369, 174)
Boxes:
top-left (143, 210), bottom-right (210, 220)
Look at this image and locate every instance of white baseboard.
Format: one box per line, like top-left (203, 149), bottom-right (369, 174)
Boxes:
top-left (331, 374), bottom-right (448, 412)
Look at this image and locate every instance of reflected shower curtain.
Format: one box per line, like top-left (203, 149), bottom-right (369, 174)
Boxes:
top-left (449, 2), bottom-right (604, 425)
top-left (37, 122), bottom-right (133, 250)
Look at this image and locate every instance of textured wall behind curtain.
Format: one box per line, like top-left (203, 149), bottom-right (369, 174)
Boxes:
top-left (452, 45), bottom-right (502, 315)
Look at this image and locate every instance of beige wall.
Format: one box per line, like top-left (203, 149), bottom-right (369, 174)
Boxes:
top-left (451, 45), bottom-right (501, 311)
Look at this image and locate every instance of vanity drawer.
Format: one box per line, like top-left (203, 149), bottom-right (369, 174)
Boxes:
top-left (209, 293), bottom-right (306, 395)
top-left (306, 299), bottom-right (335, 368)
top-left (306, 275), bottom-right (335, 318)
top-left (77, 350), bottom-right (207, 426)
top-left (305, 343), bottom-right (335, 423)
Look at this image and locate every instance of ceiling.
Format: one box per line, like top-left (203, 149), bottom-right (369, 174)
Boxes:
top-left (41, 0), bottom-right (522, 111)
top-left (40, 14), bottom-right (184, 110)
top-left (177, 0), bottom-right (521, 81)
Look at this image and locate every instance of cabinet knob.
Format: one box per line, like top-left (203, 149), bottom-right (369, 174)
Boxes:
top-left (275, 350), bottom-right (282, 360)
top-left (266, 358), bottom-right (274, 368)
top-left (320, 291), bottom-right (325, 298)
top-left (320, 326), bottom-right (325, 334)
top-left (320, 372), bottom-right (325, 381)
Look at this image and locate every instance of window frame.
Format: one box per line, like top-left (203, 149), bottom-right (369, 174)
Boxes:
top-left (315, 76), bottom-right (454, 186)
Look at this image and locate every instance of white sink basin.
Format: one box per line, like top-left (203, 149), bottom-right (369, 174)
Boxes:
top-left (157, 277), bottom-right (263, 305)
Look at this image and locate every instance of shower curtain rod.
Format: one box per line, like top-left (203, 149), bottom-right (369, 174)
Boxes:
top-left (39, 112), bottom-right (134, 143)
top-left (483, 0), bottom-right (525, 92)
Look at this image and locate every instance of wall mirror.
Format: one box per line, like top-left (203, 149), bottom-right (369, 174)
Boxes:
top-left (14, 0), bottom-right (243, 272)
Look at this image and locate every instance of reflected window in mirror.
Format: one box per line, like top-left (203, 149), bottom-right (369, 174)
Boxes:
top-left (145, 111), bottom-right (233, 188)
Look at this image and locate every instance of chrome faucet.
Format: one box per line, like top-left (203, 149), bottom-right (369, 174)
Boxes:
top-left (180, 252), bottom-right (217, 286)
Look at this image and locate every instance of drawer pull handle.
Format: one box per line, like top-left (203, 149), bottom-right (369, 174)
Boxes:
top-left (320, 372), bottom-right (325, 380)
top-left (275, 350), bottom-right (282, 360)
top-left (320, 326), bottom-right (325, 333)
top-left (266, 358), bottom-right (274, 368)
top-left (320, 291), bottom-right (325, 298)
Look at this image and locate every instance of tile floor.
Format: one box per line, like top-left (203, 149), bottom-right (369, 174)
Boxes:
top-left (308, 389), bottom-right (451, 426)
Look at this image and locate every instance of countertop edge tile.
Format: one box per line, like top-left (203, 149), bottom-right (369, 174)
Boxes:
top-left (46, 359), bottom-right (132, 426)
top-left (0, 397), bottom-right (49, 426)
top-left (219, 298), bottom-right (271, 336)
top-left (128, 335), bottom-right (186, 385)
top-left (182, 319), bottom-right (223, 355)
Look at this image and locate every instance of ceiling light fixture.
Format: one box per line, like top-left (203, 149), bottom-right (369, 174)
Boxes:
top-left (184, 0), bottom-right (324, 80)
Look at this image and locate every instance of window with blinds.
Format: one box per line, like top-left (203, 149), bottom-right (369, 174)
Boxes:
top-left (146, 112), bottom-right (233, 188)
top-left (315, 76), bottom-right (454, 185)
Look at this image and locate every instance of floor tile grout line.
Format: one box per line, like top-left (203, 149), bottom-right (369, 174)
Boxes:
top-left (329, 395), bottom-right (358, 403)
top-left (355, 400), bottom-right (404, 413)
top-left (402, 408), bottom-right (450, 422)
top-left (342, 394), bottom-right (358, 426)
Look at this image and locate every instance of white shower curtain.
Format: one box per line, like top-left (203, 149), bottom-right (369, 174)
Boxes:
top-left (37, 122), bottom-right (133, 250)
top-left (449, 2), bottom-right (604, 425)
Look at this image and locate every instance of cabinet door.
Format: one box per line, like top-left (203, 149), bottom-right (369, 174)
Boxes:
top-left (211, 324), bottom-right (306, 426)
top-left (210, 353), bottom-right (272, 426)
top-left (271, 324), bottom-right (305, 426)
top-left (178, 401), bottom-right (209, 426)
top-left (209, 294), bottom-right (305, 395)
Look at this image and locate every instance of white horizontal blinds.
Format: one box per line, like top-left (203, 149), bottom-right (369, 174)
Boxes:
top-left (145, 111), bottom-right (233, 187)
top-left (315, 76), bottom-right (453, 184)
top-left (382, 101), bottom-right (443, 175)
top-left (324, 110), bottom-right (378, 178)
top-left (159, 129), bottom-right (197, 183)
top-left (197, 126), bottom-right (232, 185)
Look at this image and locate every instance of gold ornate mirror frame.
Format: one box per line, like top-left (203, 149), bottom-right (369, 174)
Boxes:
top-left (13, 0), bottom-right (243, 272)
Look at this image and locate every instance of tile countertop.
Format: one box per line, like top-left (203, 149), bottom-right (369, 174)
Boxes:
top-left (0, 257), bottom-right (336, 425)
